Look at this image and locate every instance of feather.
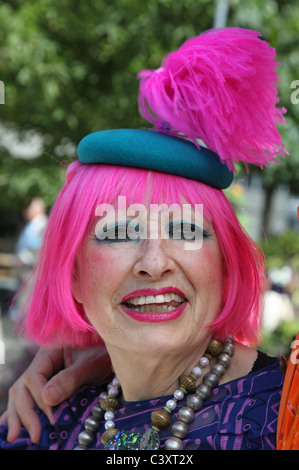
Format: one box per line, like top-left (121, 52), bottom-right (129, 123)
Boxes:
top-left (137, 28), bottom-right (287, 172)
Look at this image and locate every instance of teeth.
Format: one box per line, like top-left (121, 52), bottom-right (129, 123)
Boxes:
top-left (127, 293), bottom-right (185, 306)
top-left (123, 292), bottom-right (186, 313)
top-left (130, 305), bottom-right (179, 313)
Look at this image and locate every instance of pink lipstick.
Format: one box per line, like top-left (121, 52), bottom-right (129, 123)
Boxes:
top-left (121, 287), bottom-right (187, 303)
top-left (120, 287), bottom-right (188, 323)
top-left (119, 302), bottom-right (188, 323)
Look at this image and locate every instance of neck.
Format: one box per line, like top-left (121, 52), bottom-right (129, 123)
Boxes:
top-left (105, 342), bottom-right (210, 402)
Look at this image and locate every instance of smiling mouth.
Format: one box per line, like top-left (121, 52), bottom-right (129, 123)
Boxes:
top-left (122, 293), bottom-right (186, 313)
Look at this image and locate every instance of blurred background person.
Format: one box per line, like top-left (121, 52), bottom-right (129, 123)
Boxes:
top-left (8, 197), bottom-right (48, 322)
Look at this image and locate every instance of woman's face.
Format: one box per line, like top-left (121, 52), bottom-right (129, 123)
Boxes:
top-left (72, 203), bottom-right (225, 359)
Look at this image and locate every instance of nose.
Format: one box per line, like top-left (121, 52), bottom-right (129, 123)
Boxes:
top-left (133, 239), bottom-right (176, 280)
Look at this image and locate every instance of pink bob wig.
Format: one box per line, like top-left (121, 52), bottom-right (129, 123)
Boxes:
top-left (18, 161), bottom-right (266, 348)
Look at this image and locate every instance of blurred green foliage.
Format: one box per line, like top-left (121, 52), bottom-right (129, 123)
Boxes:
top-left (259, 318), bottom-right (299, 358)
top-left (260, 230), bottom-right (299, 269)
top-left (0, 0), bottom-right (298, 220)
top-left (258, 230), bottom-right (299, 357)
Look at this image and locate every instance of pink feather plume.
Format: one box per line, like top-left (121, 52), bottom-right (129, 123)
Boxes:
top-left (137, 28), bottom-right (287, 172)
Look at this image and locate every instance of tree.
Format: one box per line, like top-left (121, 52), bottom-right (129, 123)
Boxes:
top-left (229, 0), bottom-right (299, 231)
top-left (0, 0), bottom-right (298, 235)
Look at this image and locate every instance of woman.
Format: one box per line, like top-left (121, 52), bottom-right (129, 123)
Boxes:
top-left (0, 28), bottom-right (287, 450)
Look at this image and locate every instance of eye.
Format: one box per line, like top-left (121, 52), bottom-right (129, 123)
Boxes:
top-left (167, 221), bottom-right (209, 241)
top-left (95, 221), bottom-right (142, 243)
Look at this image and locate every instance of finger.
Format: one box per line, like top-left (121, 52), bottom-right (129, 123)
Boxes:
top-left (23, 372), bottom-right (54, 425)
top-left (21, 348), bottom-right (64, 423)
top-left (0, 410), bottom-right (8, 425)
top-left (42, 364), bottom-right (86, 406)
top-left (6, 402), bottom-right (22, 443)
top-left (6, 388), bottom-right (41, 444)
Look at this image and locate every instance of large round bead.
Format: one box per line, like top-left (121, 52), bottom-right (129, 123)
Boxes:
top-left (151, 409), bottom-right (171, 429)
top-left (179, 374), bottom-right (196, 393)
top-left (178, 406), bottom-right (195, 424)
top-left (78, 430), bottom-right (94, 447)
top-left (196, 383), bottom-right (212, 400)
top-left (203, 372), bottom-right (219, 388)
top-left (171, 420), bottom-right (189, 439)
top-left (211, 363), bottom-right (226, 378)
top-left (207, 339), bottom-right (223, 357)
top-left (186, 394), bottom-right (203, 411)
top-left (84, 416), bottom-right (100, 432)
top-left (223, 342), bottom-right (235, 357)
top-left (218, 353), bottom-right (231, 368)
top-left (92, 403), bottom-right (104, 419)
top-left (164, 436), bottom-right (184, 450)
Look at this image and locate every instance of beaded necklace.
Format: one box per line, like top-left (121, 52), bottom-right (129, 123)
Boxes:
top-left (74, 337), bottom-right (234, 450)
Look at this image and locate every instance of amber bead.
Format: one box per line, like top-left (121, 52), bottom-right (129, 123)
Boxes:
top-left (100, 398), bottom-right (121, 412)
top-left (179, 374), bottom-right (196, 393)
top-left (151, 409), bottom-right (171, 429)
top-left (207, 339), bottom-right (223, 357)
top-left (101, 428), bottom-right (119, 446)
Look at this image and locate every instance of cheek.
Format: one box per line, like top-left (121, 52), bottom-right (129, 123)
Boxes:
top-left (79, 248), bottom-right (129, 305)
top-left (189, 246), bottom-right (224, 296)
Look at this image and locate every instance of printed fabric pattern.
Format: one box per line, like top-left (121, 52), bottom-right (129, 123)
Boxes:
top-left (0, 360), bottom-right (283, 450)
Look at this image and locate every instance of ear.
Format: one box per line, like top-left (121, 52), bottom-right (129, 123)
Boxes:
top-left (71, 260), bottom-right (83, 304)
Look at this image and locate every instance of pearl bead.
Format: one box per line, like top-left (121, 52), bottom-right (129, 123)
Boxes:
top-left (199, 356), bottom-right (209, 368)
top-left (173, 389), bottom-right (184, 400)
top-left (104, 420), bottom-right (115, 430)
top-left (164, 436), bottom-right (184, 450)
top-left (112, 377), bottom-right (120, 387)
top-left (107, 385), bottom-right (118, 397)
top-left (171, 420), bottom-right (189, 438)
top-left (166, 399), bottom-right (177, 410)
top-left (191, 366), bottom-right (202, 378)
top-left (99, 391), bottom-right (108, 400)
top-left (178, 406), bottom-right (195, 424)
top-left (104, 411), bottom-right (115, 421)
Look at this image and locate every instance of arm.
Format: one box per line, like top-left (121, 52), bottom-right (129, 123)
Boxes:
top-left (0, 346), bottom-right (112, 443)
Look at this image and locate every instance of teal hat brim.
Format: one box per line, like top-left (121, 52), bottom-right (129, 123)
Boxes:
top-left (77, 129), bottom-right (233, 189)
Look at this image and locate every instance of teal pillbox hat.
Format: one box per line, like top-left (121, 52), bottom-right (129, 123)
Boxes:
top-left (77, 129), bottom-right (233, 190)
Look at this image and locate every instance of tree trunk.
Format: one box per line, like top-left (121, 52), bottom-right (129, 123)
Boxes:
top-left (263, 185), bottom-right (274, 234)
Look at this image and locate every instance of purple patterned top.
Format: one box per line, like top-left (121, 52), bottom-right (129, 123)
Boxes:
top-left (0, 358), bottom-right (283, 450)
